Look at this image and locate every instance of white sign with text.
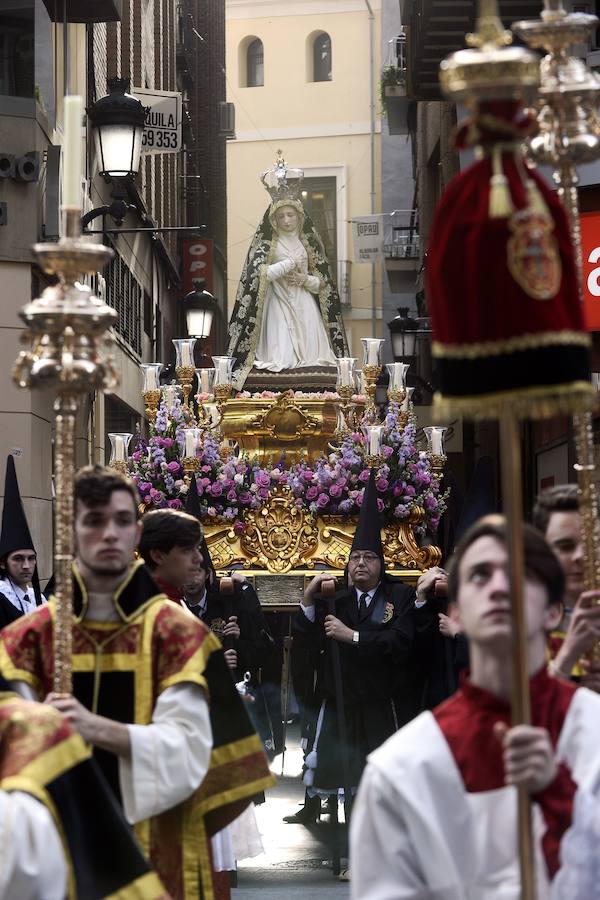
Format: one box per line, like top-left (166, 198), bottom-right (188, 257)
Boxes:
top-left (134, 87), bottom-right (182, 155)
top-left (352, 215), bottom-right (384, 263)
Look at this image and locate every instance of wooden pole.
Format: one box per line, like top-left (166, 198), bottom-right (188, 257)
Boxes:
top-left (499, 413), bottom-right (536, 900)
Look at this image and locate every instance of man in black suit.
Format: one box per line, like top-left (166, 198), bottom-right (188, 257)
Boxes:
top-left (292, 471), bottom-right (433, 814)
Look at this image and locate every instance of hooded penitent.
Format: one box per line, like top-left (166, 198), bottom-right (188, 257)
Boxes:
top-left (0, 455), bottom-right (42, 604)
top-left (350, 468), bottom-right (385, 566)
top-left (428, 3), bottom-right (595, 421)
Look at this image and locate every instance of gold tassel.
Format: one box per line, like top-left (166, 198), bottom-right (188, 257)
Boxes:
top-left (488, 147), bottom-right (514, 219)
top-left (526, 179), bottom-right (550, 219)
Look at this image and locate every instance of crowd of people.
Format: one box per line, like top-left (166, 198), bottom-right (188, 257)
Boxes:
top-left (0, 452), bottom-right (599, 898)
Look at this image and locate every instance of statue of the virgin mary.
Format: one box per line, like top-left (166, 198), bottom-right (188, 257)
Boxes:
top-left (227, 154), bottom-right (349, 389)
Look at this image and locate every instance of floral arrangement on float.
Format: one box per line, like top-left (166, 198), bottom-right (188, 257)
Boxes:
top-left (127, 393), bottom-right (449, 539)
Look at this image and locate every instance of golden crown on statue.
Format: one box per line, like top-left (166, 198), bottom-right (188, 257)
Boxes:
top-left (260, 150), bottom-right (304, 202)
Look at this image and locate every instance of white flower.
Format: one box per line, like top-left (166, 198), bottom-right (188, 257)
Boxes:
top-left (234, 473), bottom-right (244, 484)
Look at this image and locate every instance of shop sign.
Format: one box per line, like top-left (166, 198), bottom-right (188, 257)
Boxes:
top-left (133, 87), bottom-right (182, 154)
top-left (182, 238), bottom-right (214, 294)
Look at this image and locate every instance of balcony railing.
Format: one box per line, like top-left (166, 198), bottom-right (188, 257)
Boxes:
top-left (384, 225), bottom-right (420, 260)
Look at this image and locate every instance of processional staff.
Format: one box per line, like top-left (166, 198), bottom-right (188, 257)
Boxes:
top-left (13, 96), bottom-right (119, 693)
top-left (430, 2), bottom-right (596, 896)
top-left (513, 0), bottom-right (600, 647)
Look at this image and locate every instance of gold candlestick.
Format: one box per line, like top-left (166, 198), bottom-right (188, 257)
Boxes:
top-left (182, 456), bottom-right (200, 477)
top-left (362, 364), bottom-right (381, 422)
top-left (143, 389), bottom-right (161, 424)
top-left (215, 382), bottom-right (233, 421)
top-left (335, 383), bottom-right (356, 435)
top-left (176, 365), bottom-right (195, 408)
top-left (387, 388), bottom-right (407, 405)
top-left (364, 454), bottom-right (384, 469)
top-left (13, 209), bottom-right (118, 693)
top-left (429, 453), bottom-right (447, 478)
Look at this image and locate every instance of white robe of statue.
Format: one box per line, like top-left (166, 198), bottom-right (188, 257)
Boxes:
top-left (254, 208), bottom-right (336, 371)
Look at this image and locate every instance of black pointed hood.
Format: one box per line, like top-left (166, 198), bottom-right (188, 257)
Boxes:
top-left (0, 455), bottom-right (42, 604)
top-left (350, 468), bottom-right (384, 559)
top-left (185, 476), bottom-right (215, 584)
top-left (0, 456), bottom-right (35, 558)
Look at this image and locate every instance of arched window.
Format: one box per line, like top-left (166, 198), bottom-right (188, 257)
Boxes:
top-left (247, 38), bottom-right (264, 87)
top-left (313, 32), bottom-right (332, 82)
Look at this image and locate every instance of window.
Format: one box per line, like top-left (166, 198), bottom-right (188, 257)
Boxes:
top-left (104, 251), bottom-right (143, 356)
top-left (0, 4), bottom-right (34, 97)
top-left (247, 38), bottom-right (264, 88)
top-left (301, 177), bottom-right (337, 275)
top-left (312, 32), bottom-right (332, 82)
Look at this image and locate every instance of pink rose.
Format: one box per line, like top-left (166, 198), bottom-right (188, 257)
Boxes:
top-left (227, 489), bottom-right (237, 502)
top-left (358, 469), bottom-right (371, 483)
top-left (329, 483), bottom-right (342, 498)
top-left (317, 493), bottom-right (329, 508)
top-left (306, 486), bottom-right (319, 501)
top-left (376, 477), bottom-right (389, 491)
top-left (167, 461), bottom-right (181, 473)
top-left (210, 483), bottom-right (223, 497)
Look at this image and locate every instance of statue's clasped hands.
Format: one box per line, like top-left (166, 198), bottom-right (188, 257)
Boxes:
top-left (285, 268), bottom-right (307, 287)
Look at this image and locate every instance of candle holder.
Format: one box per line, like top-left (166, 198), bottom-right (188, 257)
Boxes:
top-left (386, 362), bottom-right (409, 405)
top-left (108, 432), bottom-right (132, 473)
top-left (140, 363), bottom-right (163, 425)
top-left (178, 426), bottom-right (202, 480)
top-left (173, 339), bottom-right (197, 408)
top-left (12, 207), bottom-right (117, 693)
top-left (397, 386), bottom-right (415, 429)
top-left (195, 366), bottom-right (216, 401)
top-left (362, 364), bottom-right (381, 421)
top-left (424, 426), bottom-right (447, 476)
top-left (363, 423), bottom-right (385, 468)
top-left (335, 383), bottom-right (356, 435)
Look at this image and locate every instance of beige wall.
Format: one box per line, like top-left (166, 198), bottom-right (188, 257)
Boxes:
top-left (226, 0), bottom-right (385, 356)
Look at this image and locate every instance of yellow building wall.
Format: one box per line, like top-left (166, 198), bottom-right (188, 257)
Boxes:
top-left (226, 0), bottom-right (384, 358)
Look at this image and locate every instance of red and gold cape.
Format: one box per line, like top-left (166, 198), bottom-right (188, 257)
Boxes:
top-left (0, 560), bottom-right (274, 900)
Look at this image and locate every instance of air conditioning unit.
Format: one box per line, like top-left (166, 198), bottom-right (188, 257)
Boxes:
top-left (219, 102), bottom-right (236, 140)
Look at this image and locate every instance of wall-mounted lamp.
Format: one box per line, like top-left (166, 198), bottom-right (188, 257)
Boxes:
top-left (82, 78), bottom-right (146, 230)
top-left (184, 280), bottom-right (218, 340)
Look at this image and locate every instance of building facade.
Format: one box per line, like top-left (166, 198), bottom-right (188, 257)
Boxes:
top-left (0, 0), bottom-right (227, 578)
top-left (225, 0), bottom-right (384, 359)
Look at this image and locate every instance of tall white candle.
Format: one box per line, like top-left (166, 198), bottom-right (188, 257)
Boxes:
top-left (62, 95), bottom-right (84, 209)
top-left (217, 358), bottom-right (230, 383)
top-left (201, 370), bottom-right (210, 393)
top-left (185, 430), bottom-right (197, 457)
top-left (181, 343), bottom-right (193, 366)
top-left (340, 359), bottom-right (350, 385)
top-left (114, 435), bottom-right (125, 461)
top-left (431, 428), bottom-right (445, 455)
top-left (163, 386), bottom-right (176, 411)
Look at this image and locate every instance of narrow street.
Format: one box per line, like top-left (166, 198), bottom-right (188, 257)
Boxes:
top-left (235, 726), bottom-right (351, 899)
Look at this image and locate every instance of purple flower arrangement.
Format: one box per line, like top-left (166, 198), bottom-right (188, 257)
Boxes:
top-left (129, 399), bottom-right (448, 537)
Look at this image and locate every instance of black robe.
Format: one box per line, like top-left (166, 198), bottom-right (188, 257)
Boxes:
top-left (293, 576), bottom-right (434, 790)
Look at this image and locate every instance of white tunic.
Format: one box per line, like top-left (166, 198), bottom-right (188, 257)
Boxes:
top-left (0, 791), bottom-right (67, 899)
top-left (350, 688), bottom-right (600, 900)
top-left (254, 231), bottom-right (336, 371)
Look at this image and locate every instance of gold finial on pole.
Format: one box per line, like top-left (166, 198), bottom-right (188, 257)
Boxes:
top-left (13, 96), bottom-right (118, 693)
top-left (466, 0), bottom-right (512, 48)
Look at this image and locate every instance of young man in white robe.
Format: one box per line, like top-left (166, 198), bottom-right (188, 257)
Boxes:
top-left (350, 514), bottom-right (600, 900)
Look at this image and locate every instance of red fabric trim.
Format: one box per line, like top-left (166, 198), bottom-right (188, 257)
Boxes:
top-left (433, 668), bottom-right (577, 878)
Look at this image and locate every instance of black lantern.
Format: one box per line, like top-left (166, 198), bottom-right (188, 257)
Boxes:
top-left (388, 306), bottom-right (418, 363)
top-left (87, 77), bottom-right (146, 178)
top-left (184, 281), bottom-right (218, 339)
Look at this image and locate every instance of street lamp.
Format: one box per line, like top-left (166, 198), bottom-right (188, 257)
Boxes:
top-left (82, 78), bottom-right (147, 230)
top-left (388, 306), bottom-right (418, 364)
top-left (184, 280), bottom-right (219, 340)
top-left (87, 77), bottom-right (146, 178)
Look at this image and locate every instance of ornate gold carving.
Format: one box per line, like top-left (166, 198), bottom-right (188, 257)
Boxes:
top-left (239, 486), bottom-right (319, 574)
top-left (203, 494), bottom-right (442, 575)
top-left (247, 394), bottom-right (320, 443)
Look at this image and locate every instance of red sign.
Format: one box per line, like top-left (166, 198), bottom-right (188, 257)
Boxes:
top-left (581, 212), bottom-right (600, 331)
top-left (182, 238), bottom-right (214, 294)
